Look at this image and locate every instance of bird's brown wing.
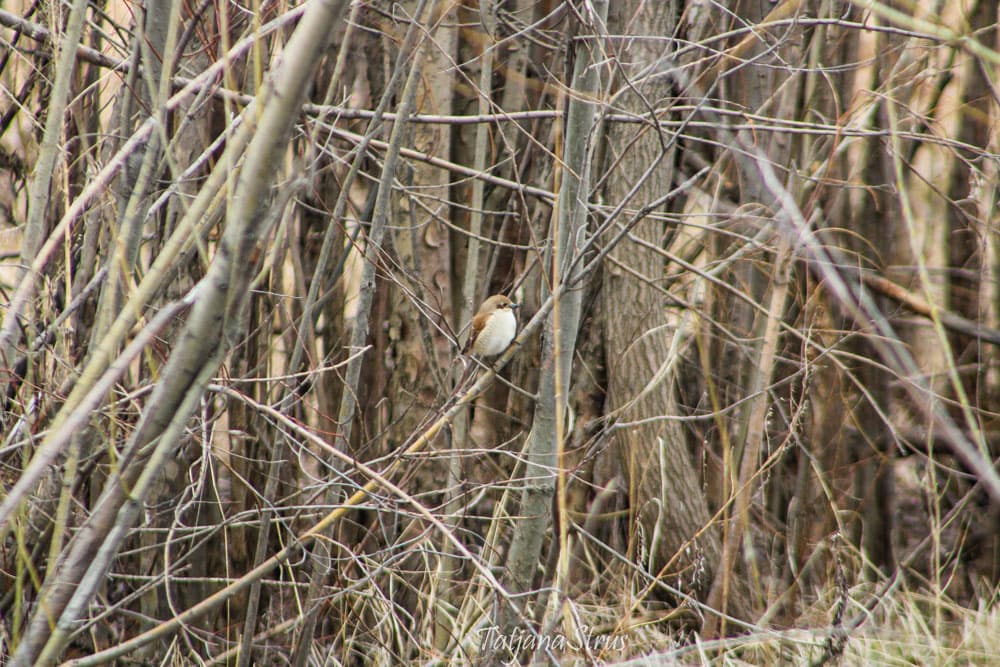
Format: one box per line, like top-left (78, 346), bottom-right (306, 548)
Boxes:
top-left (462, 312), bottom-right (488, 355)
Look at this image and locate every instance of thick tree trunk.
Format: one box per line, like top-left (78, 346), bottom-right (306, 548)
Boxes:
top-left (599, 0), bottom-right (721, 604)
top-left (387, 1), bottom-right (456, 489)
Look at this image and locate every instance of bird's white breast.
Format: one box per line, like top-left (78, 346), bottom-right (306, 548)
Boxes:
top-left (473, 308), bottom-right (517, 356)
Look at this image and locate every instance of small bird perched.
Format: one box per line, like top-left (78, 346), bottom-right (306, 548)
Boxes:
top-left (463, 294), bottom-right (520, 357)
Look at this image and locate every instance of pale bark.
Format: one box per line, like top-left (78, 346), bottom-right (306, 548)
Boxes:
top-left (9, 0), bottom-right (345, 661)
top-left (333, 0), bottom-right (435, 458)
top-left (8, 0), bottom-right (87, 315)
top-left (386, 0), bottom-right (455, 480)
top-left (495, 2), bottom-right (608, 658)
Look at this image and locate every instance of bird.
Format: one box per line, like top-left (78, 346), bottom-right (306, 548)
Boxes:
top-left (463, 294), bottom-right (520, 357)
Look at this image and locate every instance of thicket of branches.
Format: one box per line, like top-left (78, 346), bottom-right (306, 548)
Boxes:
top-left (2, 0), bottom-right (999, 664)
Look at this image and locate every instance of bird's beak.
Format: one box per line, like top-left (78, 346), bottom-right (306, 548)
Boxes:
top-left (510, 302), bottom-right (521, 309)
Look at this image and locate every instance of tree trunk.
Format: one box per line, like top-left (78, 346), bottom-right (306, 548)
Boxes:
top-left (599, 0), bottom-right (721, 607)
